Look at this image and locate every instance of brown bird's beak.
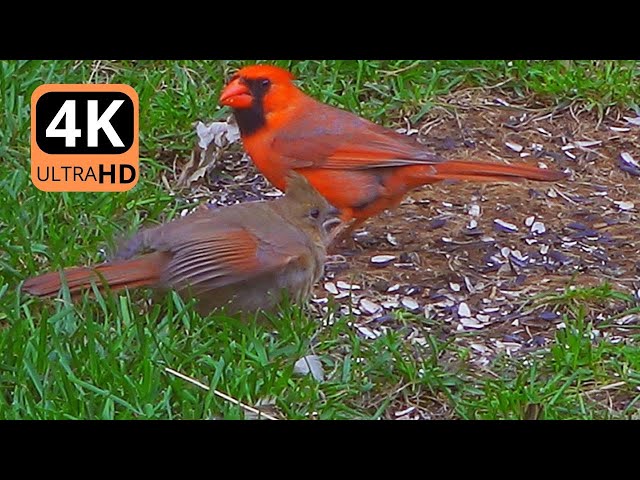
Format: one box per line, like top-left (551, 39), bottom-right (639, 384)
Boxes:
top-left (322, 206), bottom-right (343, 235)
top-left (220, 78), bottom-right (253, 108)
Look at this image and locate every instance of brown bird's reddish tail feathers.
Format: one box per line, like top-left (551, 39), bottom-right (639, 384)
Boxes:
top-left (401, 160), bottom-right (566, 188)
top-left (22, 254), bottom-right (165, 298)
top-left (22, 173), bottom-right (336, 316)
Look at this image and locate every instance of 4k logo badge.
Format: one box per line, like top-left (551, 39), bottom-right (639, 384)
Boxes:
top-left (31, 84), bottom-right (139, 191)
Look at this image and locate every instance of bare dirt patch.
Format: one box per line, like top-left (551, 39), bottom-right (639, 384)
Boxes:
top-left (173, 91), bottom-right (640, 369)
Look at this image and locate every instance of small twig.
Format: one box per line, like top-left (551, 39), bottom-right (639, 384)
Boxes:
top-left (164, 367), bottom-right (278, 421)
top-left (582, 381), bottom-right (627, 396)
top-left (380, 62), bottom-right (422, 76)
top-left (88, 60), bottom-right (102, 83)
top-left (598, 324), bottom-right (640, 330)
top-left (604, 307), bottom-right (640, 322)
top-left (553, 188), bottom-right (578, 205)
top-left (482, 78), bottom-right (514, 91)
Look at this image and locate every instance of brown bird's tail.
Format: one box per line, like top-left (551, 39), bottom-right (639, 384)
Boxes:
top-left (23, 253), bottom-right (166, 298)
top-left (400, 160), bottom-right (566, 189)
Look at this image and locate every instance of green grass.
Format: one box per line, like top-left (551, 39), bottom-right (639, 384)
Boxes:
top-left (456, 286), bottom-right (640, 420)
top-left (1, 60), bottom-right (639, 419)
top-left (3, 282), bottom-right (638, 419)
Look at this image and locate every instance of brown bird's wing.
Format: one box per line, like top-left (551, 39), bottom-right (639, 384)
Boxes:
top-left (128, 209), bottom-right (312, 295)
top-left (271, 102), bottom-right (442, 170)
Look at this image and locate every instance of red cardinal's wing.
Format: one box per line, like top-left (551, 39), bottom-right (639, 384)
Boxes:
top-left (271, 103), bottom-right (442, 170)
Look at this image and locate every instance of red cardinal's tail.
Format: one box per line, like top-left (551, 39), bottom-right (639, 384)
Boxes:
top-left (399, 160), bottom-right (566, 189)
top-left (430, 160), bottom-right (565, 182)
top-left (23, 253), bottom-right (167, 298)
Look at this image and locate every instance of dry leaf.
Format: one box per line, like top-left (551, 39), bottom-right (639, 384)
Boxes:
top-left (177, 119), bottom-right (241, 187)
top-left (196, 120), bottom-right (240, 149)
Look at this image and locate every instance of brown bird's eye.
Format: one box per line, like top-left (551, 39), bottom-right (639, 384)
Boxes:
top-left (309, 208), bottom-right (320, 219)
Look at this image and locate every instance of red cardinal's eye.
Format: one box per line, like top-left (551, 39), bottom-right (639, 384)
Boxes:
top-left (261, 79), bottom-right (271, 87)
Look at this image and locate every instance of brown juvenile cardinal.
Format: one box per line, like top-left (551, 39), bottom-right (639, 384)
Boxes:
top-left (220, 64), bottom-right (566, 234)
top-left (23, 172), bottom-right (340, 317)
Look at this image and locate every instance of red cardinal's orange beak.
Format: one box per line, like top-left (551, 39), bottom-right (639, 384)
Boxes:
top-left (220, 78), bottom-right (253, 108)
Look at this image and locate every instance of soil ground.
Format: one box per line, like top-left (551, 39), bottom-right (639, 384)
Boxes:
top-left (175, 89), bottom-right (640, 369)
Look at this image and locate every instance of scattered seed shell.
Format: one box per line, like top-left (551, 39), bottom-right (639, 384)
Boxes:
top-left (371, 255), bottom-right (396, 266)
top-left (460, 317), bottom-right (485, 330)
top-left (263, 191), bottom-right (284, 197)
top-left (336, 281), bottom-right (361, 291)
top-left (324, 282), bottom-right (339, 295)
top-left (382, 300), bottom-right (400, 309)
top-left (458, 302), bottom-right (472, 318)
top-left (395, 406), bottom-right (417, 418)
top-left (539, 311), bottom-right (559, 321)
top-left (360, 298), bottom-right (382, 315)
top-left (465, 277), bottom-right (476, 293)
top-left (511, 250), bottom-right (527, 262)
top-left (531, 143), bottom-right (544, 152)
top-left (494, 219), bottom-right (519, 233)
top-left (531, 221), bottom-right (546, 235)
top-left (401, 297), bottom-right (420, 312)
top-left (575, 140), bottom-right (602, 148)
top-left (470, 343), bottom-right (489, 354)
top-left (430, 218), bottom-right (447, 229)
top-left (619, 152), bottom-right (640, 176)
top-left (356, 325), bottom-right (380, 340)
top-left (614, 201), bottom-right (635, 211)
top-left (506, 142), bottom-right (524, 153)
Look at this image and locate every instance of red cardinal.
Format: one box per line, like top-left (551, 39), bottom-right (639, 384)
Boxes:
top-left (23, 172), bottom-right (340, 317)
top-left (220, 65), bottom-right (565, 233)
